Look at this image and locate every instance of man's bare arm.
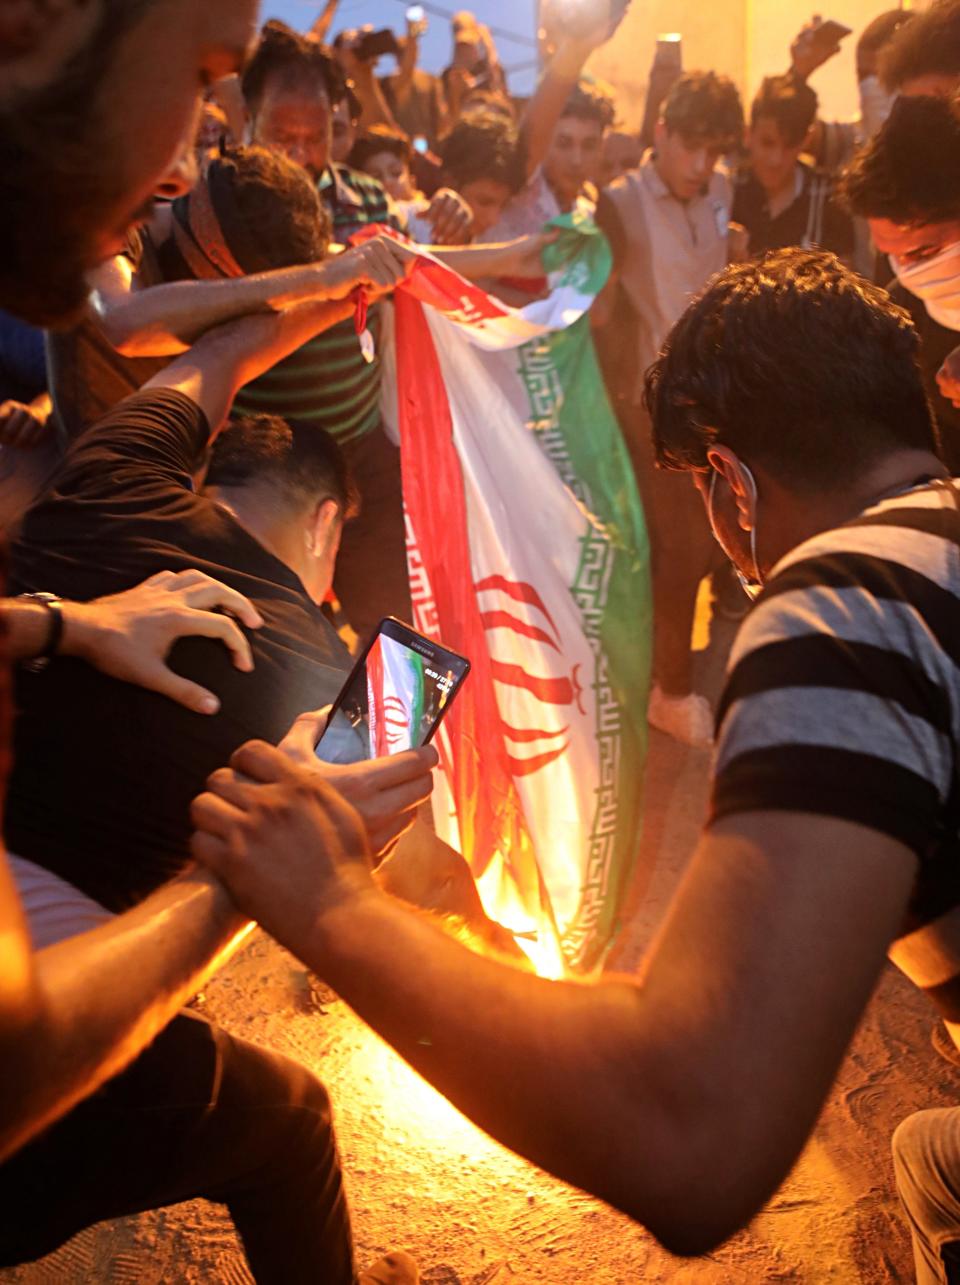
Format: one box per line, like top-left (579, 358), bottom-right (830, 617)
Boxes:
top-left (142, 236), bottom-right (413, 431)
top-left (427, 231), bottom-right (555, 280)
top-left (0, 856), bottom-right (250, 1162)
top-left (307, 0), bottom-right (340, 45)
top-left (520, 25), bottom-right (617, 180)
top-left (88, 240), bottom-right (409, 358)
top-left (192, 746), bottom-right (917, 1254)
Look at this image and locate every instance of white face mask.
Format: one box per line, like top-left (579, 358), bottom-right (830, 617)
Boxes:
top-left (891, 241), bottom-right (960, 332)
top-left (859, 75), bottom-right (896, 141)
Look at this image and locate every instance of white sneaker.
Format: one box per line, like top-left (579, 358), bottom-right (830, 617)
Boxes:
top-left (648, 685), bottom-right (714, 748)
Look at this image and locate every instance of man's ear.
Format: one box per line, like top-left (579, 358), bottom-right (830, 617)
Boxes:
top-left (706, 445), bottom-right (755, 531)
top-left (653, 118), bottom-right (667, 152)
top-left (308, 497), bottom-right (341, 556)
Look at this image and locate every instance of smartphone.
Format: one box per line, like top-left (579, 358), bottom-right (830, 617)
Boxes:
top-left (406, 5), bottom-right (425, 23)
top-left (655, 32), bottom-right (682, 70)
top-left (809, 19), bottom-right (853, 53)
top-left (315, 618), bottom-right (471, 765)
top-left (412, 135), bottom-right (429, 155)
top-left (354, 28), bottom-right (402, 62)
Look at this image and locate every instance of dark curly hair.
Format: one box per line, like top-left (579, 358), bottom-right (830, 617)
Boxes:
top-left (644, 248), bottom-right (934, 491)
top-left (879, 0), bottom-right (960, 91)
top-left (439, 112), bottom-right (524, 192)
top-left (561, 79), bottom-right (616, 132)
top-left (242, 19), bottom-right (349, 113)
top-left (349, 125), bottom-right (413, 172)
top-left (169, 145), bottom-right (330, 280)
top-left (839, 95), bottom-right (960, 226)
top-left (750, 74), bottom-right (818, 147)
top-left (662, 71), bottom-right (743, 151)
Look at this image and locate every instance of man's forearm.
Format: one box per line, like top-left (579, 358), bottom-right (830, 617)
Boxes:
top-left (521, 37), bottom-right (597, 178)
top-left (352, 69), bottom-right (399, 131)
top-left (428, 241), bottom-right (528, 280)
top-left (93, 264), bottom-right (348, 359)
top-left (0, 868), bottom-right (250, 1161)
top-left (144, 297), bottom-right (355, 432)
top-left (296, 887), bottom-right (668, 1219)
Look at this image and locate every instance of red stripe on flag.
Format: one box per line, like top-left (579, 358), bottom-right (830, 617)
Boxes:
top-left (508, 744), bottom-right (569, 777)
top-left (501, 722), bottom-right (569, 743)
top-left (393, 292), bottom-right (538, 893)
top-left (479, 609), bottom-right (559, 651)
top-left (474, 574), bottom-right (560, 642)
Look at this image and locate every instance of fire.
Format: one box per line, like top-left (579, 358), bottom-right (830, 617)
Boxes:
top-left (474, 857), bottom-right (568, 980)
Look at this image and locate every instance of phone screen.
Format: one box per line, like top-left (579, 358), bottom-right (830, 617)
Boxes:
top-left (315, 620), bottom-right (470, 765)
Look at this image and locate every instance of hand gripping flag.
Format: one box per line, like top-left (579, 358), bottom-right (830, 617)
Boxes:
top-left (372, 214), bottom-right (652, 974)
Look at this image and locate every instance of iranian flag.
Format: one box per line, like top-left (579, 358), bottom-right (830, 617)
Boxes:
top-left (380, 215), bottom-right (652, 974)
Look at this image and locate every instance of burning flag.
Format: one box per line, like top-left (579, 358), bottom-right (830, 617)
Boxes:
top-left (380, 215), bottom-right (652, 974)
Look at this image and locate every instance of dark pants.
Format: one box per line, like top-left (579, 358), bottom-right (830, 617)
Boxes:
top-left (335, 424), bottom-right (412, 649)
top-left (0, 1011), bottom-right (356, 1285)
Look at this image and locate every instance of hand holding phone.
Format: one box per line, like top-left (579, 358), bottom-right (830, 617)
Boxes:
top-left (315, 617), bottom-right (470, 765)
top-left (791, 16), bottom-right (851, 81)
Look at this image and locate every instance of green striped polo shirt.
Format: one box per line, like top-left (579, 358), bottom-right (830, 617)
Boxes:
top-left (232, 164), bottom-right (402, 443)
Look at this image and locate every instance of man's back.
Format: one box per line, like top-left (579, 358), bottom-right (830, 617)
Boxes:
top-left (714, 479), bottom-right (960, 1000)
top-left (7, 389), bottom-right (349, 909)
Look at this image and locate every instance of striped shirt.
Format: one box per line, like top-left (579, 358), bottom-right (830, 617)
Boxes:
top-left (712, 479), bottom-right (960, 1016)
top-left (232, 164), bottom-right (401, 444)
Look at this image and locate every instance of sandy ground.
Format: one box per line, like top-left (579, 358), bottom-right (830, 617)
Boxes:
top-left (4, 613), bottom-right (958, 1284)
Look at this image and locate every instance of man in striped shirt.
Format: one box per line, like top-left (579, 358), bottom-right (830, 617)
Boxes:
top-left (191, 246), bottom-right (960, 1276)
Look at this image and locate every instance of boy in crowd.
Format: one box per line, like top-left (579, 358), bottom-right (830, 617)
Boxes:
top-left (596, 71), bottom-right (744, 747)
top-left (483, 79), bottom-right (616, 240)
top-left (733, 74), bottom-right (854, 261)
top-left (438, 114), bottom-right (525, 239)
top-left (841, 94), bottom-right (960, 474)
top-left (349, 125), bottom-right (440, 241)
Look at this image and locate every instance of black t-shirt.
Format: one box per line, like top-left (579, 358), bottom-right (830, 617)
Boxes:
top-left (7, 388), bottom-right (351, 910)
top-left (731, 163), bottom-right (854, 260)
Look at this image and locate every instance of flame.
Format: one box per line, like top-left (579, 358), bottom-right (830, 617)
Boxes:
top-left (475, 855), bottom-right (567, 980)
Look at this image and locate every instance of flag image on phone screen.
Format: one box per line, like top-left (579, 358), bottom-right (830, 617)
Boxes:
top-left (315, 618), bottom-right (470, 765)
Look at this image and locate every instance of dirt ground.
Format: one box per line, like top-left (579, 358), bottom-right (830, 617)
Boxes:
top-left (4, 613), bottom-right (958, 1284)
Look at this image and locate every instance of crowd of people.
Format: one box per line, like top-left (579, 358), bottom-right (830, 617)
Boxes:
top-left (8, 0), bottom-right (960, 1281)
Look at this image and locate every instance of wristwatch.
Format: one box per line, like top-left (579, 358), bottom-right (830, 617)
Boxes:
top-left (18, 592), bottom-right (64, 672)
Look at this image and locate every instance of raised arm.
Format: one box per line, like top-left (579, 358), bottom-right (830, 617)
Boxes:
top-left (392, 12), bottom-right (425, 97)
top-left (192, 745), bottom-right (917, 1254)
top-left (88, 240), bottom-right (411, 358)
top-left (520, 22), bottom-right (620, 180)
top-left (307, 0), bottom-right (340, 46)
